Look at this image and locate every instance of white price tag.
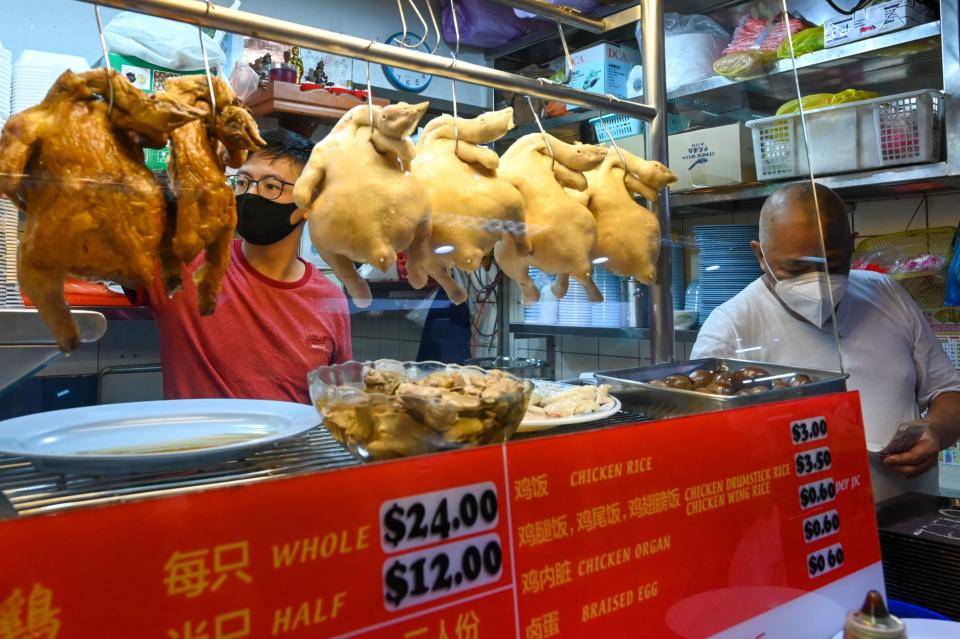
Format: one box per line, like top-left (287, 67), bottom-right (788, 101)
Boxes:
top-left (802, 509), bottom-right (841, 544)
top-left (807, 543), bottom-right (844, 579)
top-left (794, 446), bottom-right (833, 478)
top-left (790, 416), bottom-right (828, 445)
top-left (380, 482), bottom-right (500, 553)
top-left (799, 477), bottom-right (836, 510)
top-left (382, 533), bottom-right (503, 611)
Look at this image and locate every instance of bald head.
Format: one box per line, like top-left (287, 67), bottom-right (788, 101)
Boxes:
top-left (752, 182), bottom-right (853, 280)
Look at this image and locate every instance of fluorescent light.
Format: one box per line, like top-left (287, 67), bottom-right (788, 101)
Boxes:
top-left (705, 264), bottom-right (720, 271)
top-left (592, 256), bottom-right (609, 265)
top-left (434, 245), bottom-right (455, 255)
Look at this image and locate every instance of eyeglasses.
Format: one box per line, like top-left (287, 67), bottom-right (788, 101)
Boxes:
top-left (228, 174), bottom-right (296, 201)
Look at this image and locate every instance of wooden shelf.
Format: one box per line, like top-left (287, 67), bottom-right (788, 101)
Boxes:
top-left (246, 81), bottom-right (390, 120)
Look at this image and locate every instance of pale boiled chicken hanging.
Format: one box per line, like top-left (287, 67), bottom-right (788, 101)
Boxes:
top-left (410, 107), bottom-right (528, 304)
top-left (494, 132), bottom-right (606, 304)
top-left (0, 68), bottom-right (205, 351)
top-left (574, 146), bottom-right (677, 284)
top-left (293, 102), bottom-right (432, 307)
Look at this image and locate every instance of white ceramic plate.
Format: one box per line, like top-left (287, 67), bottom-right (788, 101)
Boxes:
top-left (831, 619), bottom-right (959, 639)
top-left (0, 399), bottom-right (320, 474)
top-left (519, 382), bottom-right (621, 432)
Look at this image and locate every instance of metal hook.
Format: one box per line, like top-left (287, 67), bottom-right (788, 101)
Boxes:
top-left (425, 0), bottom-right (442, 55)
top-left (198, 5), bottom-right (216, 124)
top-left (524, 95), bottom-right (555, 171)
top-left (396, 0), bottom-right (429, 49)
top-left (94, 4), bottom-right (114, 115)
top-left (557, 20), bottom-right (573, 84)
top-left (365, 60), bottom-right (374, 129)
top-left (449, 0), bottom-right (461, 152)
top-left (595, 113), bottom-right (631, 187)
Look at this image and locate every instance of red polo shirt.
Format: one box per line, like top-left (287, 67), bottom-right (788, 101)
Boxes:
top-left (153, 240), bottom-right (352, 403)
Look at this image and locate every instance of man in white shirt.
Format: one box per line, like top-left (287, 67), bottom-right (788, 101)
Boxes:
top-left (691, 183), bottom-right (960, 502)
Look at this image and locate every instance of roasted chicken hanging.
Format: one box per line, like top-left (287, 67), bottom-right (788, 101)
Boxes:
top-left (163, 75), bottom-right (265, 313)
top-left (494, 133), bottom-right (606, 304)
top-left (293, 102), bottom-right (431, 307)
top-left (0, 68), bottom-right (205, 351)
top-left (575, 147), bottom-right (677, 284)
top-left (410, 107), bottom-right (528, 304)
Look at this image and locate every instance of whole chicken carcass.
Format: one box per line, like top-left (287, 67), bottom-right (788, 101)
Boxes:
top-left (293, 102), bottom-right (431, 307)
top-left (494, 133), bottom-right (606, 304)
top-left (410, 107), bottom-right (528, 304)
top-left (576, 147), bottom-right (677, 284)
top-left (0, 68), bottom-right (205, 351)
top-left (162, 75), bottom-right (265, 314)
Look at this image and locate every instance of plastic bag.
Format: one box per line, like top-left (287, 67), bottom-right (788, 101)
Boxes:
top-left (776, 93), bottom-right (834, 115)
top-left (713, 51), bottom-right (768, 79)
top-left (229, 62), bottom-right (259, 103)
top-left (441, 0), bottom-right (549, 49)
top-left (103, 11), bottom-right (226, 71)
top-left (721, 16), bottom-right (769, 55)
top-left (776, 26), bottom-right (824, 59)
top-left (635, 13), bottom-right (730, 91)
top-left (759, 16), bottom-right (809, 54)
top-left (831, 89), bottom-right (879, 105)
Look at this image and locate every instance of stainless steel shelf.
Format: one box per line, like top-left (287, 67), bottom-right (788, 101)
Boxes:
top-left (511, 322), bottom-right (700, 343)
top-left (671, 162), bottom-right (958, 210)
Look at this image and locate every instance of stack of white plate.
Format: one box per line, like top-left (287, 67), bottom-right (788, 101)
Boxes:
top-left (694, 225), bottom-right (762, 325)
top-left (0, 41), bottom-right (11, 126)
top-left (590, 267), bottom-right (623, 327)
top-left (12, 50), bottom-right (89, 113)
top-left (0, 197), bottom-right (21, 307)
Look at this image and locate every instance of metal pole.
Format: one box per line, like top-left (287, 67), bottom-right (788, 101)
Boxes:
top-left (75, 0), bottom-right (657, 121)
top-left (640, 0), bottom-right (675, 363)
top-left (489, 0), bottom-right (606, 32)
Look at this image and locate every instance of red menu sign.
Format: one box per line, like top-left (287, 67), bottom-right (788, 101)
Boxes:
top-left (0, 392), bottom-right (882, 638)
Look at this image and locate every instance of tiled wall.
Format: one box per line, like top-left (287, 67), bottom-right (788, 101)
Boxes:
top-left (350, 312), bottom-right (424, 362)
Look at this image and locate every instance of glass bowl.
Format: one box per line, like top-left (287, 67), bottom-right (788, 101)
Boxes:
top-left (308, 360), bottom-right (532, 461)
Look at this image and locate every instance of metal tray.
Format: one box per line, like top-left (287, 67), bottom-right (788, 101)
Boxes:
top-left (594, 359), bottom-right (848, 419)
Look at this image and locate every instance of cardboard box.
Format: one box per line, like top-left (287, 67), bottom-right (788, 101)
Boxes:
top-left (108, 53), bottom-right (206, 172)
top-left (667, 123), bottom-right (755, 192)
top-left (825, 0), bottom-right (935, 48)
top-left (566, 41), bottom-right (641, 110)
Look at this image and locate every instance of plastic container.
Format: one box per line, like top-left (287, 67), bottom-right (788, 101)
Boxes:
top-left (746, 90), bottom-right (943, 181)
top-left (591, 112), bottom-right (690, 143)
top-left (268, 62), bottom-right (297, 83)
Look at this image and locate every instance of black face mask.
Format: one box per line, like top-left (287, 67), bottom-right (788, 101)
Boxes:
top-left (236, 193), bottom-right (302, 246)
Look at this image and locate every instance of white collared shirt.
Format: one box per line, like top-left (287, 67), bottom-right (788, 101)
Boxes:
top-left (692, 270), bottom-right (960, 501)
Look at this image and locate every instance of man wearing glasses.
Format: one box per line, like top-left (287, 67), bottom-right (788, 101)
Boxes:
top-left (145, 128), bottom-right (352, 403)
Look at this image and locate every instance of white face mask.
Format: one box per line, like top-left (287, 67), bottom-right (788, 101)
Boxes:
top-left (764, 257), bottom-right (849, 328)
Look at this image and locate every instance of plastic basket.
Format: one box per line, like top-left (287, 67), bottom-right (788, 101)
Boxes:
top-left (591, 113), bottom-right (690, 143)
top-left (745, 90), bottom-right (943, 181)
top-left (852, 227), bottom-right (955, 311)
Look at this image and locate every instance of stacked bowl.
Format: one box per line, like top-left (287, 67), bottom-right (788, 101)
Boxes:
top-left (12, 50), bottom-right (89, 113)
top-left (694, 225), bottom-right (763, 326)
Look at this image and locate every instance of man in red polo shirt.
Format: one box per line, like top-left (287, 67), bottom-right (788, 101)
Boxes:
top-left (151, 128), bottom-right (351, 403)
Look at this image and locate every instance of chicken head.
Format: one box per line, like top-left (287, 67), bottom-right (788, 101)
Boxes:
top-left (293, 102), bottom-right (431, 308)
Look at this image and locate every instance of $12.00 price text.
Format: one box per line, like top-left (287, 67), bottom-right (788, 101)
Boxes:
top-left (383, 533), bottom-right (504, 610)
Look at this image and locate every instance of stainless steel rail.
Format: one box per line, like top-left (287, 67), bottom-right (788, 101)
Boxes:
top-left (488, 0), bottom-right (607, 32)
top-left (76, 0), bottom-right (657, 121)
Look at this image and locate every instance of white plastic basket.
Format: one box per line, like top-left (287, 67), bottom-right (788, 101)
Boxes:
top-left (745, 90), bottom-right (943, 181)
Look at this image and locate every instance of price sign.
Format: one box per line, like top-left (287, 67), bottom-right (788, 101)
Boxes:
top-left (799, 477), bottom-right (837, 510)
top-left (791, 416), bottom-right (828, 445)
top-left (382, 533), bottom-right (504, 611)
top-left (380, 482), bottom-right (499, 553)
top-left (794, 446), bottom-right (832, 477)
top-left (803, 509), bottom-right (841, 544)
top-left (807, 543), bottom-right (845, 579)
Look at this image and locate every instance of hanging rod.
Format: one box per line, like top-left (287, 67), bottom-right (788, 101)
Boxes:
top-left (75, 0), bottom-right (656, 121)
top-left (488, 0), bottom-right (606, 32)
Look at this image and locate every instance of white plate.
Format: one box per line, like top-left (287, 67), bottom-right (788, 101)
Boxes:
top-left (0, 399), bottom-right (320, 474)
top-left (519, 382), bottom-right (621, 432)
top-left (831, 619), bottom-right (959, 639)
